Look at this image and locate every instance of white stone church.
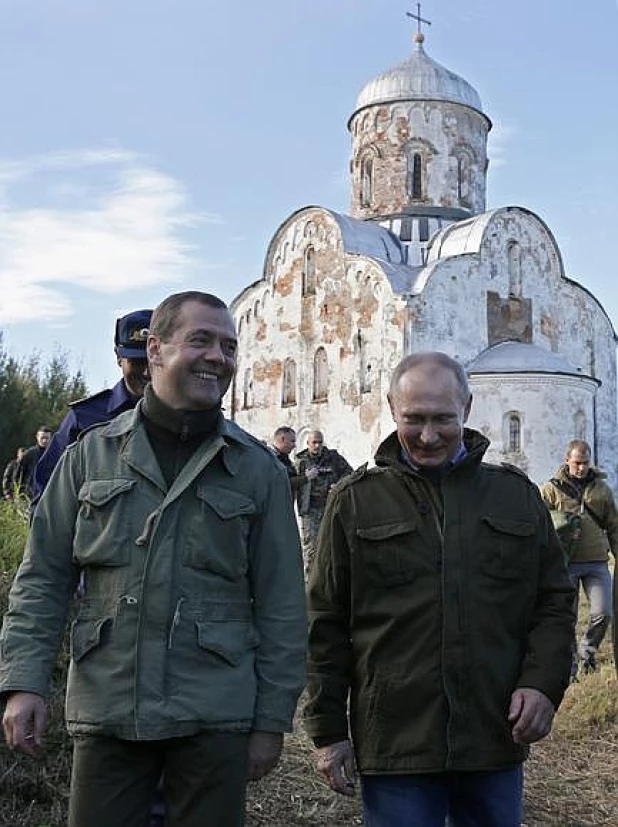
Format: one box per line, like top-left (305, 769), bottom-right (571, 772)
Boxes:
top-left (227, 28), bottom-right (617, 486)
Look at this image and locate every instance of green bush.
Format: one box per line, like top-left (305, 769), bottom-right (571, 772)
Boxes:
top-left (0, 499), bottom-right (28, 596)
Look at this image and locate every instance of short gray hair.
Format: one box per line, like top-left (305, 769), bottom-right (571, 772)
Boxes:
top-left (388, 352), bottom-right (470, 403)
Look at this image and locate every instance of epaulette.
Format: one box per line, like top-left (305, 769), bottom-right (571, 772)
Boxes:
top-left (75, 420), bottom-right (111, 441)
top-left (330, 462), bottom-right (371, 495)
top-left (68, 388), bottom-right (112, 408)
top-left (484, 461), bottom-right (531, 481)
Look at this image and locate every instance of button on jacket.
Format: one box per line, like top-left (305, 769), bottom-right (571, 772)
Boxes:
top-left (304, 428), bottom-right (575, 773)
top-left (0, 405), bottom-right (307, 740)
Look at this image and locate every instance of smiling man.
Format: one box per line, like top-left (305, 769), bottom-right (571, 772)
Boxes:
top-left (0, 291), bottom-right (307, 827)
top-left (304, 352), bottom-right (575, 827)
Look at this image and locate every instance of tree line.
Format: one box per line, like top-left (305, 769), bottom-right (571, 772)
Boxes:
top-left (0, 333), bottom-right (88, 472)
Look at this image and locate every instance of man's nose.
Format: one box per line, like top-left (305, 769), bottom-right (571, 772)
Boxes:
top-left (419, 423), bottom-right (437, 444)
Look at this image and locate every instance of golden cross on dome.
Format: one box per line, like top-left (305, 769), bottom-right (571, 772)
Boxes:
top-left (406, 2), bottom-right (432, 36)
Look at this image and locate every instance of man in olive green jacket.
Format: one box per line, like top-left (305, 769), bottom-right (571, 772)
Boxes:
top-left (1, 292), bottom-right (307, 827)
top-left (304, 353), bottom-right (574, 827)
top-left (541, 439), bottom-right (618, 677)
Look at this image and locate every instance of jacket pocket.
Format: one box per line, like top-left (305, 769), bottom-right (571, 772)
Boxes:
top-left (73, 479), bottom-right (137, 566)
top-left (184, 486), bottom-right (256, 580)
top-left (70, 616), bottom-right (113, 663)
top-left (356, 520), bottom-right (418, 586)
top-left (480, 516), bottom-right (535, 580)
top-left (195, 620), bottom-right (260, 667)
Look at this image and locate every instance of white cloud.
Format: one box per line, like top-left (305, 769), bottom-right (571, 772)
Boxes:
top-left (487, 120), bottom-right (517, 169)
top-left (0, 148), bottom-right (221, 323)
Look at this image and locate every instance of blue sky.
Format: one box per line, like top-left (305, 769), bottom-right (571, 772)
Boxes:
top-left (1, 0), bottom-right (617, 391)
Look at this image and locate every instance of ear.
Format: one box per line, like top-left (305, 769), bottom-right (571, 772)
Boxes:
top-left (147, 334), bottom-right (164, 368)
top-left (463, 393), bottom-right (473, 423)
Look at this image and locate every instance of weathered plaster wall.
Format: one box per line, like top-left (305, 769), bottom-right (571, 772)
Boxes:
top-left (467, 374), bottom-right (598, 484)
top-left (349, 101), bottom-right (489, 219)
top-left (229, 207), bottom-right (405, 468)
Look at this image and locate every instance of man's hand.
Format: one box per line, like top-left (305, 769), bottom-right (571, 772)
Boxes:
top-left (508, 687), bottom-right (555, 745)
top-left (316, 738), bottom-right (356, 796)
top-left (305, 467), bottom-right (319, 481)
top-left (2, 691), bottom-right (47, 756)
top-left (247, 731), bottom-right (283, 781)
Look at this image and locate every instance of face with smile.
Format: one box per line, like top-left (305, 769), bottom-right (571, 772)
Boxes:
top-left (388, 362), bottom-right (471, 469)
top-left (147, 300), bottom-right (237, 411)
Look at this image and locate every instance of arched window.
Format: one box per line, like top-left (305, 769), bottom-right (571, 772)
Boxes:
top-left (282, 359), bottom-right (297, 407)
top-left (508, 241), bottom-right (522, 298)
top-left (357, 330), bottom-right (371, 394)
top-left (303, 246), bottom-right (316, 296)
top-left (457, 155), bottom-right (470, 202)
top-left (411, 153), bottom-right (422, 199)
top-left (360, 155), bottom-right (373, 207)
top-left (508, 413), bottom-right (521, 452)
top-left (574, 410), bottom-right (586, 441)
top-left (242, 368), bottom-right (253, 410)
top-left (313, 347), bottom-right (328, 401)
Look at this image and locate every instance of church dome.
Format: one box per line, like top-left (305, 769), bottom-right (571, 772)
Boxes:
top-left (352, 34), bottom-right (487, 119)
top-left (467, 342), bottom-right (587, 378)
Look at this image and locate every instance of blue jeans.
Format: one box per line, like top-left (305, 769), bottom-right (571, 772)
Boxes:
top-left (361, 766), bottom-right (524, 827)
top-left (568, 561), bottom-right (613, 666)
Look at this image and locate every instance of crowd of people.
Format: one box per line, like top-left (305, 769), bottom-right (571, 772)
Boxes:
top-left (0, 290), bottom-right (615, 827)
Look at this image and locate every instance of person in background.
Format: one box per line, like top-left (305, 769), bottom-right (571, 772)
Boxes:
top-left (295, 430), bottom-right (352, 577)
top-left (541, 439), bottom-right (618, 679)
top-left (13, 427), bottom-right (52, 499)
top-left (304, 352), bottom-right (574, 827)
top-left (33, 309), bottom-right (152, 503)
top-left (2, 447), bottom-right (25, 500)
top-left (270, 426), bottom-right (301, 493)
top-left (0, 290), bottom-right (307, 827)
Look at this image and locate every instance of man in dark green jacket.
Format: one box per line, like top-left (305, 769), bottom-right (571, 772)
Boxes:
top-left (304, 352), bottom-right (574, 827)
top-left (1, 291), bottom-right (307, 827)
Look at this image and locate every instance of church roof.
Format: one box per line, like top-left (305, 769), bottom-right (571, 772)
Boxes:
top-left (328, 210), bottom-right (418, 293)
top-left (351, 34), bottom-right (489, 124)
top-left (467, 342), bottom-right (592, 380)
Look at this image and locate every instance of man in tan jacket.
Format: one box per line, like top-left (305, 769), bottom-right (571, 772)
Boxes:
top-left (541, 439), bottom-right (618, 678)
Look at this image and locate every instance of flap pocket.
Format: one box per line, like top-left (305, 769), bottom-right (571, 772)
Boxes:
top-left (356, 520), bottom-right (419, 586)
top-left (357, 520), bottom-right (417, 542)
top-left (195, 486), bottom-right (257, 520)
top-left (196, 621), bottom-right (259, 667)
top-left (482, 517), bottom-right (535, 537)
top-left (71, 617), bottom-right (113, 663)
top-left (78, 479), bottom-right (136, 508)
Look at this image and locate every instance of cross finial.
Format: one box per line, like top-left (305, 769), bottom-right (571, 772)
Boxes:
top-left (406, 3), bottom-right (431, 43)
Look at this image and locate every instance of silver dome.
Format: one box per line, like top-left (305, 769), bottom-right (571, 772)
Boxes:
top-left (467, 342), bottom-right (584, 377)
top-left (353, 35), bottom-right (486, 119)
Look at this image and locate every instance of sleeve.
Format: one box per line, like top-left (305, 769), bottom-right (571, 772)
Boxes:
top-left (601, 485), bottom-right (618, 557)
top-left (516, 485), bottom-right (576, 708)
top-left (0, 446), bottom-right (83, 698)
top-left (248, 460), bottom-right (307, 733)
top-left (303, 490), bottom-right (353, 745)
top-left (334, 451), bottom-right (353, 481)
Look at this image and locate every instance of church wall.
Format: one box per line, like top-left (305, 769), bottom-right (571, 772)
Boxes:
top-left (229, 208), bottom-right (406, 468)
top-left (349, 101), bottom-right (489, 220)
top-left (467, 374), bottom-right (598, 484)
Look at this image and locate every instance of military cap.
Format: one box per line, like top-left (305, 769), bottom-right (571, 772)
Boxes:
top-left (114, 309), bottom-right (153, 359)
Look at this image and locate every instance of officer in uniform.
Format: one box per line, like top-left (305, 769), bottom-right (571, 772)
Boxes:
top-left (33, 309), bottom-right (152, 501)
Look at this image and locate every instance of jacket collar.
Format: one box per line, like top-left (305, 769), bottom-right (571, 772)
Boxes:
top-left (375, 427), bottom-right (490, 476)
top-left (99, 401), bottom-right (249, 480)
